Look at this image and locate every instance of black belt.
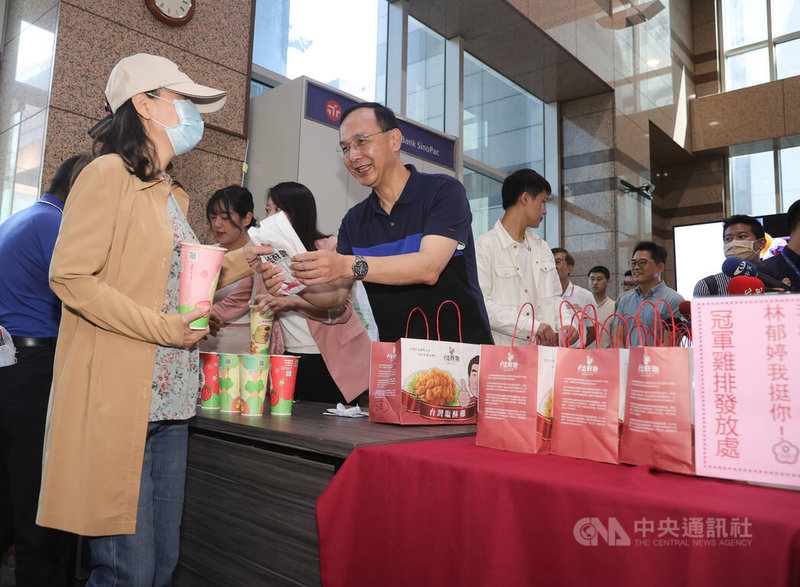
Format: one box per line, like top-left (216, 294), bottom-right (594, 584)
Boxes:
top-left (11, 336), bottom-right (57, 348)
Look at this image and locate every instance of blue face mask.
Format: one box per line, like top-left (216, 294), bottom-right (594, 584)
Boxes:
top-left (148, 93), bottom-right (204, 156)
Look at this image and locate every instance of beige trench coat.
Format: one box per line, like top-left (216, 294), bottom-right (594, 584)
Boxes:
top-left (37, 154), bottom-right (251, 536)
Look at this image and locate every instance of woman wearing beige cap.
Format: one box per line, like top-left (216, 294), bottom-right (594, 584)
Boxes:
top-left (37, 53), bottom-right (270, 586)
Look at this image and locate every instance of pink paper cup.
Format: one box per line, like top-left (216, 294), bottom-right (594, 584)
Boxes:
top-left (199, 352), bottom-right (220, 409)
top-left (269, 355), bottom-right (300, 415)
top-left (179, 242), bottom-right (226, 330)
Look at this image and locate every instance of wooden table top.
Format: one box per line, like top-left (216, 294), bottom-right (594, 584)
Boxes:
top-left (191, 401), bottom-right (477, 461)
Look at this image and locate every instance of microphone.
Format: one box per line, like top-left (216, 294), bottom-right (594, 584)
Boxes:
top-left (728, 275), bottom-right (765, 296)
top-left (721, 257), bottom-right (791, 291)
top-left (678, 300), bottom-right (691, 318)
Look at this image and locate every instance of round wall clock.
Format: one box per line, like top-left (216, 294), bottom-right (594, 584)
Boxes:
top-left (144, 0), bottom-right (196, 27)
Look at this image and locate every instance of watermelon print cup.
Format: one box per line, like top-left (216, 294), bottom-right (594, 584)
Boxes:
top-left (218, 353), bottom-right (241, 412)
top-left (199, 352), bottom-right (220, 409)
top-left (178, 242), bottom-right (226, 330)
top-left (269, 355), bottom-right (300, 416)
top-left (238, 354), bottom-right (270, 416)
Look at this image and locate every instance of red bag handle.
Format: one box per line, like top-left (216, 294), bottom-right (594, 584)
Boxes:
top-left (405, 307), bottom-right (430, 339)
top-left (635, 300), bottom-right (659, 347)
top-left (558, 299), bottom-right (580, 348)
top-left (654, 298), bottom-right (680, 347)
top-left (511, 302), bottom-right (536, 347)
top-left (436, 300), bottom-right (463, 342)
top-left (604, 313), bottom-right (629, 349)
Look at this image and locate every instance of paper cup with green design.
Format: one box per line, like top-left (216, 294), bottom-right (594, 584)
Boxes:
top-left (238, 354), bottom-right (270, 416)
top-left (179, 242), bottom-right (226, 330)
top-left (199, 352), bottom-right (220, 409)
top-left (269, 355), bottom-right (300, 415)
top-left (218, 353), bottom-right (241, 412)
top-left (249, 305), bottom-right (274, 354)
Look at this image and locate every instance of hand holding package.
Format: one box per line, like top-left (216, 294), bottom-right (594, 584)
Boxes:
top-left (248, 211), bottom-right (307, 296)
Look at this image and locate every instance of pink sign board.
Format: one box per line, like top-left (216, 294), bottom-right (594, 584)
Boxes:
top-left (693, 295), bottom-right (800, 488)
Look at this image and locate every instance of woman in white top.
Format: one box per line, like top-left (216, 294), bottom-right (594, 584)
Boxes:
top-left (201, 185), bottom-right (255, 353)
top-left (212, 182), bottom-right (370, 404)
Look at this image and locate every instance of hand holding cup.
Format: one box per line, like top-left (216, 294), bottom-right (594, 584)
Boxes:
top-left (180, 307), bottom-right (210, 348)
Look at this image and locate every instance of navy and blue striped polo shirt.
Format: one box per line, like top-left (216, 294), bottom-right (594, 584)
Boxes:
top-left (337, 165), bottom-right (493, 344)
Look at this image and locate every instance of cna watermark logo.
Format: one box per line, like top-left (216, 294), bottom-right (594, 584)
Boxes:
top-left (500, 351), bottom-right (518, 371)
top-left (577, 356), bottom-right (599, 375)
top-left (573, 516), bottom-right (754, 547)
top-left (637, 355), bottom-right (660, 377)
top-left (573, 518), bottom-right (631, 546)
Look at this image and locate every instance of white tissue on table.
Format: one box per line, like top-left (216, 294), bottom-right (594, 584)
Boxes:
top-left (247, 211), bottom-right (307, 296)
top-left (323, 403), bottom-right (369, 418)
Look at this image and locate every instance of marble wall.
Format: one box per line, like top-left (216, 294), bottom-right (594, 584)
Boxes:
top-left (0, 0), bottom-right (255, 242)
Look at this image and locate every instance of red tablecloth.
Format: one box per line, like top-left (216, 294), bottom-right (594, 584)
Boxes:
top-left (317, 436), bottom-right (800, 587)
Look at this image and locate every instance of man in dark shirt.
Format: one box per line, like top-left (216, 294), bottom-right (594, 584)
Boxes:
top-left (693, 215), bottom-right (767, 297)
top-left (261, 103), bottom-right (492, 344)
top-left (758, 199), bottom-right (800, 292)
top-left (0, 154), bottom-right (91, 585)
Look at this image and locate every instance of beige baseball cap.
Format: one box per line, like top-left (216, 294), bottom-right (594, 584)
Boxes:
top-left (104, 53), bottom-right (227, 114)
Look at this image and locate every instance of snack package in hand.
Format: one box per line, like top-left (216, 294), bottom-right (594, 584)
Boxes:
top-left (248, 212), bottom-right (307, 296)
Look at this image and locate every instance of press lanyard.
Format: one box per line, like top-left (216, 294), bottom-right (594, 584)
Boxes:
top-left (780, 249), bottom-right (800, 279)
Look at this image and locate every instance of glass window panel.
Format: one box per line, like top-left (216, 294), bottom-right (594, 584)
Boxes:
top-left (730, 151), bottom-right (776, 216)
top-left (462, 53), bottom-right (545, 176)
top-left (405, 17), bottom-right (445, 131)
top-left (721, 0), bottom-right (768, 51)
top-left (780, 146), bottom-right (800, 211)
top-left (776, 38), bottom-right (800, 80)
top-left (771, 0), bottom-right (800, 37)
top-left (725, 48), bottom-right (770, 91)
top-left (250, 80), bottom-right (271, 98)
top-left (463, 167), bottom-right (506, 241)
top-left (252, 0), bottom-right (388, 102)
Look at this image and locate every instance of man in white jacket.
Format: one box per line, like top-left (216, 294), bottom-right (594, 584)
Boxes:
top-left (475, 169), bottom-right (574, 346)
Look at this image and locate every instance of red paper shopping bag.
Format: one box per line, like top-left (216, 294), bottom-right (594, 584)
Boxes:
top-left (619, 300), bottom-right (694, 474)
top-left (551, 303), bottom-right (623, 464)
top-left (476, 303), bottom-right (541, 453)
top-left (369, 303), bottom-right (481, 425)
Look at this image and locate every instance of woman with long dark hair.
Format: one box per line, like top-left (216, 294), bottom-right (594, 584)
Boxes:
top-left (212, 181), bottom-right (370, 404)
top-left (201, 185), bottom-right (257, 353)
top-left (36, 53), bottom-right (268, 585)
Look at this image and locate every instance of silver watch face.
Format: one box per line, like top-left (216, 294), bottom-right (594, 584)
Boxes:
top-left (353, 257), bottom-right (368, 278)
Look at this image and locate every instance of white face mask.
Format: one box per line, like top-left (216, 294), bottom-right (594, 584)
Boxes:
top-left (724, 239), bottom-right (759, 262)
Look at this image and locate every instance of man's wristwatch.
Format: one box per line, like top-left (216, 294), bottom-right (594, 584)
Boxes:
top-left (352, 255), bottom-right (368, 280)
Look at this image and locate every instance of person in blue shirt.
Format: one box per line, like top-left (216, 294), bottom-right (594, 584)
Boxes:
top-left (0, 153), bottom-right (92, 586)
top-left (259, 102), bottom-right (493, 344)
top-left (615, 241), bottom-right (685, 347)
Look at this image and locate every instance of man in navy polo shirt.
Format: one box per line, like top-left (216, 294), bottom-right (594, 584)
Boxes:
top-left (264, 103), bottom-right (492, 344)
top-left (0, 154), bottom-right (91, 585)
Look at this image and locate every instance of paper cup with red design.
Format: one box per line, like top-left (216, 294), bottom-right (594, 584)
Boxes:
top-left (179, 242), bottom-right (226, 330)
top-left (269, 355), bottom-right (300, 415)
top-left (249, 305), bottom-right (274, 354)
top-left (238, 354), bottom-right (270, 416)
top-left (199, 352), bottom-right (220, 409)
top-left (218, 353), bottom-right (241, 412)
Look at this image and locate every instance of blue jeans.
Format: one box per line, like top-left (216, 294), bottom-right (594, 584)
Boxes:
top-left (87, 420), bottom-right (189, 587)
